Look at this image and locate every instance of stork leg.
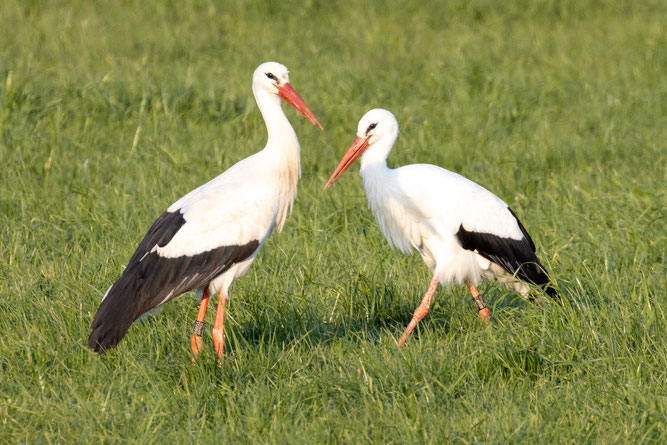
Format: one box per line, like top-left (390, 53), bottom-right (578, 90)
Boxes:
top-left (212, 289), bottom-right (228, 360)
top-left (398, 276), bottom-right (439, 347)
top-left (190, 288), bottom-right (210, 362)
top-left (467, 281), bottom-right (490, 321)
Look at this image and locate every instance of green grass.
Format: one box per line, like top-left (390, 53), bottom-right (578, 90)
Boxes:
top-left (1, 0), bottom-right (666, 442)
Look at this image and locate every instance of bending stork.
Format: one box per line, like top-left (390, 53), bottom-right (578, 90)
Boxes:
top-left (325, 109), bottom-right (556, 346)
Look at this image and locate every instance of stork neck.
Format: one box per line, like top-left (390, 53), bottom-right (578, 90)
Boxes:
top-left (253, 88), bottom-right (299, 153)
top-left (359, 148), bottom-right (392, 211)
top-left (252, 86), bottom-right (301, 222)
top-left (359, 134), bottom-right (395, 175)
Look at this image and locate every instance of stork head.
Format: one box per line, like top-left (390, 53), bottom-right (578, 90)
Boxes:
top-left (324, 109), bottom-right (398, 189)
top-left (252, 62), bottom-right (322, 130)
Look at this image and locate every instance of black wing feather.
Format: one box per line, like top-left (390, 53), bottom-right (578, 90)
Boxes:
top-left (455, 206), bottom-right (557, 298)
top-left (89, 210), bottom-right (259, 353)
top-left (127, 210), bottom-right (186, 265)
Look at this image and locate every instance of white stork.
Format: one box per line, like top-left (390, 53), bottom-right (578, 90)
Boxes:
top-left (325, 109), bottom-right (557, 346)
top-left (89, 62), bottom-right (322, 358)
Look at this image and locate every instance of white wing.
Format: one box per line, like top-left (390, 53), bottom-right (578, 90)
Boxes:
top-left (394, 164), bottom-right (524, 240)
top-left (158, 153), bottom-right (280, 258)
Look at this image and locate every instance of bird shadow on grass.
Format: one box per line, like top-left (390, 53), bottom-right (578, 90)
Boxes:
top-left (128, 275), bottom-right (566, 372)
top-left (216, 280), bottom-right (542, 359)
top-left (108, 283), bottom-right (565, 376)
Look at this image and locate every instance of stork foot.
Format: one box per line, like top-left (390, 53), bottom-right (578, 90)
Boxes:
top-left (190, 321), bottom-right (206, 360)
top-left (467, 282), bottom-right (489, 322)
top-left (398, 303), bottom-right (430, 346)
top-left (190, 289), bottom-right (210, 363)
top-left (398, 276), bottom-right (439, 346)
top-left (212, 289), bottom-right (227, 360)
top-left (212, 327), bottom-right (224, 360)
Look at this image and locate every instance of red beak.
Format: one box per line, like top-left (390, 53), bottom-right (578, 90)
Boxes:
top-left (324, 136), bottom-right (370, 189)
top-left (278, 83), bottom-right (323, 130)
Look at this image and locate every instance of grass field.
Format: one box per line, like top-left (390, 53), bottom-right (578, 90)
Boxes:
top-left (1, 0), bottom-right (666, 442)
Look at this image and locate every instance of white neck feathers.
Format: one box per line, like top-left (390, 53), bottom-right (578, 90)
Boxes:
top-left (253, 87), bottom-right (301, 232)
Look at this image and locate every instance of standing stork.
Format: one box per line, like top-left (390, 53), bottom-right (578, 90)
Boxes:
top-left (325, 109), bottom-right (557, 346)
top-left (89, 62), bottom-right (322, 358)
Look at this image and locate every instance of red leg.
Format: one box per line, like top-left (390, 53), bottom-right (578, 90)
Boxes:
top-left (467, 282), bottom-right (490, 321)
top-left (190, 288), bottom-right (210, 363)
top-left (212, 289), bottom-right (227, 360)
top-left (398, 276), bottom-right (439, 346)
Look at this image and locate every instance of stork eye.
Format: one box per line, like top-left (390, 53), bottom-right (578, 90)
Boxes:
top-left (265, 72), bottom-right (277, 81)
top-left (366, 123), bottom-right (378, 135)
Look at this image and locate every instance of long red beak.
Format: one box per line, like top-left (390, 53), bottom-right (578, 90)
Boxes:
top-left (324, 136), bottom-right (370, 189)
top-left (278, 83), bottom-right (323, 130)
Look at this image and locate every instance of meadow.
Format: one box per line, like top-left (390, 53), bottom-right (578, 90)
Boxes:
top-left (1, 0), bottom-right (665, 442)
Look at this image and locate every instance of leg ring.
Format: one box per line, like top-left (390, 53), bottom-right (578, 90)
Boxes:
top-left (192, 320), bottom-right (206, 337)
top-left (472, 294), bottom-right (488, 312)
